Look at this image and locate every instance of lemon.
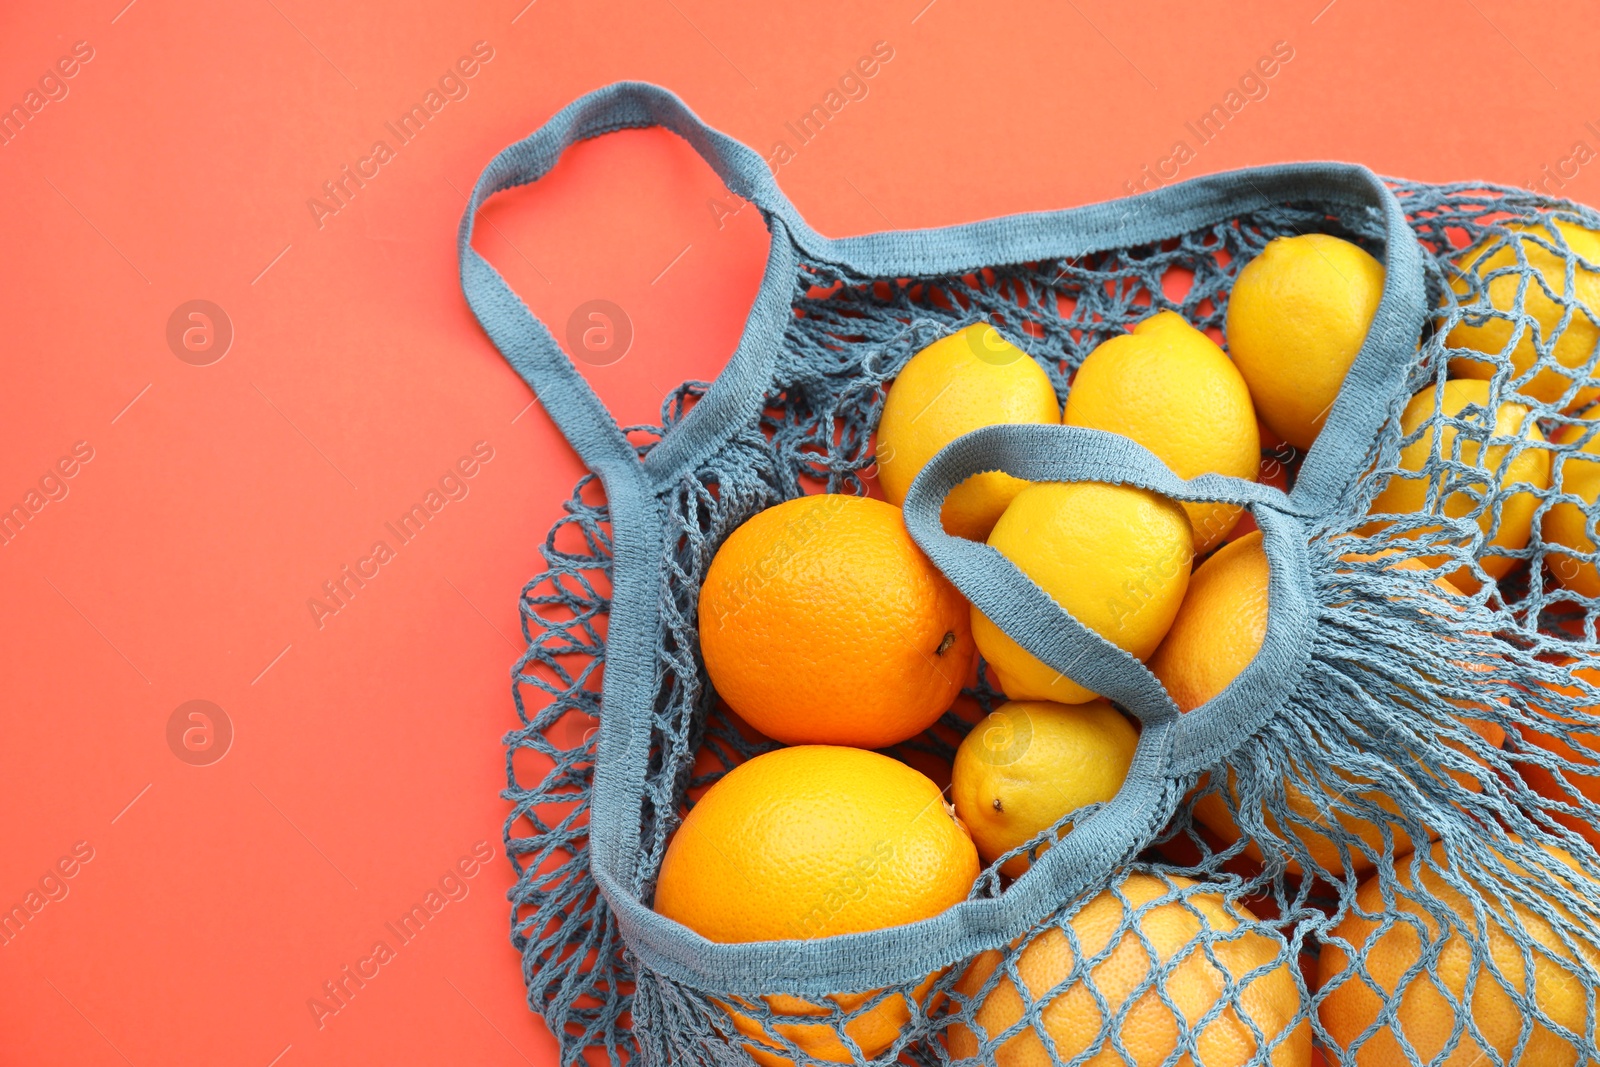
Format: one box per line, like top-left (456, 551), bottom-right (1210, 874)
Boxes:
top-left (1542, 420), bottom-right (1600, 598)
top-left (1226, 234), bottom-right (1386, 452)
top-left (976, 482), bottom-right (1192, 703)
top-left (951, 699), bottom-right (1138, 877)
top-left (877, 324), bottom-right (1061, 541)
top-left (1368, 379), bottom-right (1551, 591)
top-left (1448, 219), bottom-right (1600, 409)
top-left (1065, 311), bottom-right (1260, 554)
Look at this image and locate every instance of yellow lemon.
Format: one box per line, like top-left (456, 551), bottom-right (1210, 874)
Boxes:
top-left (1543, 419), bottom-right (1600, 599)
top-left (1368, 378), bottom-right (1551, 591)
top-left (951, 700), bottom-right (1138, 878)
top-left (1226, 234), bottom-right (1386, 451)
top-left (976, 482), bottom-right (1192, 704)
top-left (1064, 311), bottom-right (1260, 554)
top-left (878, 323), bottom-right (1061, 541)
top-left (1448, 218), bottom-right (1600, 409)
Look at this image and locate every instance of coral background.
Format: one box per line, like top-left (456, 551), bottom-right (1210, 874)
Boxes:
top-left (1, 1), bottom-right (1596, 1063)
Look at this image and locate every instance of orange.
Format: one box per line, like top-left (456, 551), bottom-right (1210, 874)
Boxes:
top-left (1192, 769), bottom-right (1423, 881)
top-left (1447, 218), bottom-right (1600, 409)
top-left (877, 323), bottom-right (1062, 541)
top-left (655, 746), bottom-right (979, 1066)
top-left (1149, 531), bottom-right (1271, 713)
top-left (1367, 379), bottom-right (1551, 592)
top-left (1161, 535), bottom-right (1502, 876)
top-left (1152, 537), bottom-right (1480, 712)
top-left (698, 494), bottom-right (975, 748)
top-left (976, 481), bottom-right (1193, 704)
top-left (1516, 658), bottom-right (1600, 850)
top-left (949, 872), bottom-right (1310, 1066)
top-left (1543, 419), bottom-right (1600, 599)
top-left (1064, 310), bottom-right (1260, 554)
top-left (1318, 838), bottom-right (1600, 1066)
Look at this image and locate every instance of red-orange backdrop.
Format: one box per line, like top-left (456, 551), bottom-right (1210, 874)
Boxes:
top-left (2, 1), bottom-right (1597, 1063)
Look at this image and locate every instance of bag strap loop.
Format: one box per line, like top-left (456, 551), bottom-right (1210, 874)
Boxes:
top-left (1287, 173), bottom-right (1427, 513)
top-left (459, 82), bottom-right (1427, 514)
top-left (456, 82), bottom-right (803, 486)
top-left (902, 422), bottom-right (1319, 773)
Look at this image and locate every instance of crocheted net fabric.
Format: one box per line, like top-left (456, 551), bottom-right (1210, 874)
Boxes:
top-left (500, 179), bottom-right (1600, 1067)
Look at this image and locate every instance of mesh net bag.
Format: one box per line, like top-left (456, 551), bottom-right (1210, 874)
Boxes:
top-left (458, 83), bottom-right (1600, 1067)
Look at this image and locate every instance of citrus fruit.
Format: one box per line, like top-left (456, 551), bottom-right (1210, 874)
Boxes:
top-left (1367, 378), bottom-right (1551, 591)
top-left (1318, 838), bottom-right (1600, 1066)
top-left (1447, 218), bottom-right (1600, 409)
top-left (1339, 551), bottom-right (1507, 789)
top-left (1516, 658), bottom-right (1600, 850)
top-left (1542, 419), bottom-right (1600, 599)
top-left (877, 323), bottom-right (1061, 541)
top-left (1225, 233), bottom-right (1386, 452)
top-left (1149, 531), bottom-right (1270, 712)
top-left (1064, 310), bottom-right (1260, 554)
top-left (1192, 767), bottom-right (1422, 880)
top-left (1166, 538), bottom-right (1502, 876)
top-left (654, 746), bottom-right (980, 940)
top-left (1191, 711), bottom-right (1505, 879)
top-left (975, 481), bottom-right (1192, 704)
top-left (951, 699), bottom-right (1138, 877)
top-left (655, 745), bottom-right (979, 1066)
top-left (950, 872), bottom-right (1310, 1067)
top-left (698, 495), bottom-right (975, 748)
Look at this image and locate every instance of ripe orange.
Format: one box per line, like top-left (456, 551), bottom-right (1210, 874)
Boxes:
top-left (949, 872), bottom-right (1309, 1066)
top-left (1162, 535), bottom-right (1502, 876)
top-left (1149, 531), bottom-right (1270, 713)
top-left (1318, 838), bottom-right (1600, 1067)
top-left (698, 495), bottom-right (975, 748)
top-left (655, 746), bottom-right (979, 1066)
top-left (1515, 658), bottom-right (1600, 850)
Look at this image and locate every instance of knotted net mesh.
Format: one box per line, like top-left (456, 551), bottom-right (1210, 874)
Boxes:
top-left (503, 179), bottom-right (1600, 1067)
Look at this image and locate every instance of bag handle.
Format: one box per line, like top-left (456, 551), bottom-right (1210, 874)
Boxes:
top-left (902, 423), bottom-right (1319, 773)
top-left (460, 83), bottom-right (1428, 515)
top-left (609, 421), bottom-right (1321, 993)
top-left (1287, 173), bottom-right (1426, 513)
top-left (458, 82), bottom-right (812, 492)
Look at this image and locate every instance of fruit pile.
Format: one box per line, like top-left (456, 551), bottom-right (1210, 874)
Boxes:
top-left (649, 222), bottom-right (1600, 1067)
